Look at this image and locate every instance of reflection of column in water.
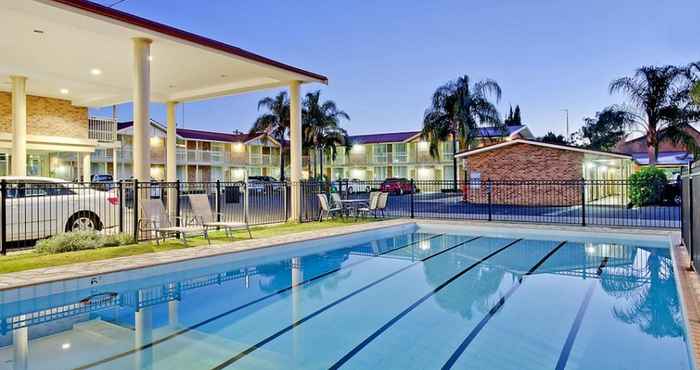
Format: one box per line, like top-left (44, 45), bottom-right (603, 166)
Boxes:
top-left (135, 290), bottom-right (153, 370)
top-left (13, 315), bottom-right (28, 370)
top-left (168, 283), bottom-right (180, 330)
top-left (291, 257), bottom-right (303, 360)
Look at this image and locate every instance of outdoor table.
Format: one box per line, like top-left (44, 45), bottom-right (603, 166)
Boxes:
top-left (339, 199), bottom-right (368, 216)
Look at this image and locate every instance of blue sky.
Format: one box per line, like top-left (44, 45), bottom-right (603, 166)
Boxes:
top-left (90, 0), bottom-right (699, 138)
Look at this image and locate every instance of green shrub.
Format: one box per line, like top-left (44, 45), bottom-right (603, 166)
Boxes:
top-left (628, 166), bottom-right (667, 207)
top-left (36, 231), bottom-right (134, 254)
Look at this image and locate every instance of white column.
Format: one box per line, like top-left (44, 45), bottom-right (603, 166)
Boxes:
top-left (289, 81), bottom-right (302, 222)
top-left (132, 38), bottom-right (152, 182)
top-left (13, 324), bottom-right (28, 370)
top-left (11, 76), bottom-right (27, 176)
top-left (81, 152), bottom-right (91, 182)
top-left (166, 102), bottom-right (177, 182)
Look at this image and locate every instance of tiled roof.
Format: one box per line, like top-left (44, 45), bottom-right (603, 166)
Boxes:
top-left (631, 151), bottom-right (694, 166)
top-left (117, 121), bottom-right (259, 143)
top-left (348, 131), bottom-right (421, 144)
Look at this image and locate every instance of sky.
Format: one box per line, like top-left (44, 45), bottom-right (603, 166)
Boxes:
top-left (89, 0), bottom-right (700, 138)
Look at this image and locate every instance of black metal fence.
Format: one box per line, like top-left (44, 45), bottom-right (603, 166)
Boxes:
top-left (682, 163), bottom-right (700, 270)
top-left (0, 177), bottom-right (683, 254)
top-left (302, 179), bottom-right (681, 227)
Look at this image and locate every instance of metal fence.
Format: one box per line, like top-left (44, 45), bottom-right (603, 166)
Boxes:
top-left (0, 180), bottom-right (288, 253)
top-left (682, 163), bottom-right (700, 270)
top-left (0, 177), bottom-right (682, 253)
top-left (304, 179), bottom-right (681, 227)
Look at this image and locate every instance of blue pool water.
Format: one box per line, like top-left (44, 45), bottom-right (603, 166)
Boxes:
top-left (0, 224), bottom-right (692, 370)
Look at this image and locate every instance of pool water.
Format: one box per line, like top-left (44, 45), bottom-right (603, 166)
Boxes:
top-left (0, 225), bottom-right (692, 370)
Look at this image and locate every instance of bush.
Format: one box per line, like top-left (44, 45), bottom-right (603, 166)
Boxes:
top-left (628, 166), bottom-right (667, 207)
top-left (36, 231), bottom-right (134, 254)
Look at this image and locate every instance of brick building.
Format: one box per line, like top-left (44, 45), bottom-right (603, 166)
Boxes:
top-left (455, 139), bottom-right (633, 205)
top-left (614, 125), bottom-right (699, 176)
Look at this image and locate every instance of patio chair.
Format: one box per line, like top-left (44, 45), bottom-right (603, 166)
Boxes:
top-left (357, 191), bottom-right (381, 218)
top-left (317, 194), bottom-right (343, 221)
top-left (376, 191), bottom-right (389, 217)
top-left (139, 199), bottom-right (209, 245)
top-left (188, 193), bottom-right (252, 239)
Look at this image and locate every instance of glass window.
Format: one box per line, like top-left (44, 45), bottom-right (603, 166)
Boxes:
top-left (393, 166), bottom-right (408, 178)
top-left (373, 144), bottom-right (387, 164)
top-left (374, 166), bottom-right (387, 180)
top-left (393, 144), bottom-right (407, 163)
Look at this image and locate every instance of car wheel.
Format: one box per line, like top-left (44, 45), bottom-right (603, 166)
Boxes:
top-left (674, 194), bottom-right (682, 206)
top-left (66, 212), bottom-right (102, 233)
top-left (348, 187), bottom-right (354, 194)
top-left (399, 188), bottom-right (404, 195)
top-left (365, 186), bottom-right (371, 193)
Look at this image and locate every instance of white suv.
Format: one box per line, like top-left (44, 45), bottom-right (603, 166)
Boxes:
top-left (1, 177), bottom-right (119, 242)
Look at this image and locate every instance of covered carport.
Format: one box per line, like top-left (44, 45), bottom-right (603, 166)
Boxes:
top-left (0, 0), bottom-right (327, 222)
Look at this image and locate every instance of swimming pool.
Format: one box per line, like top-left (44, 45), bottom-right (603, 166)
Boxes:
top-left (0, 223), bottom-right (692, 370)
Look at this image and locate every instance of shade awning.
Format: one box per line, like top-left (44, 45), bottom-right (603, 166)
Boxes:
top-left (0, 0), bottom-right (327, 107)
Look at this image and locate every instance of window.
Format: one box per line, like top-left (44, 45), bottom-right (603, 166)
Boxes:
top-left (393, 144), bottom-right (407, 163)
top-left (373, 144), bottom-right (387, 164)
top-left (374, 166), bottom-right (387, 180)
top-left (393, 166), bottom-right (407, 178)
top-left (469, 171), bottom-right (481, 189)
top-left (443, 165), bottom-right (454, 181)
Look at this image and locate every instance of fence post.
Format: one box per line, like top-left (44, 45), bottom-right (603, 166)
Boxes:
top-left (410, 179), bottom-right (415, 219)
top-left (487, 179), bottom-right (493, 222)
top-left (118, 180), bottom-right (124, 233)
top-left (216, 180), bottom-right (221, 223)
top-left (580, 179), bottom-right (586, 226)
top-left (244, 181), bottom-right (249, 225)
top-left (689, 175), bottom-right (694, 267)
top-left (175, 180), bottom-right (181, 226)
top-left (132, 179), bottom-right (139, 242)
top-left (0, 180), bottom-right (6, 256)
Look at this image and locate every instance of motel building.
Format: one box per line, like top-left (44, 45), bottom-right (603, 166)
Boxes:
top-left (314, 125), bottom-right (534, 182)
top-left (91, 119), bottom-right (283, 182)
top-left (0, 0), bottom-right (328, 224)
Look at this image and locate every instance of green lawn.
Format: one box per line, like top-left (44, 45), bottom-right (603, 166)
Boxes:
top-left (0, 219), bottom-right (373, 275)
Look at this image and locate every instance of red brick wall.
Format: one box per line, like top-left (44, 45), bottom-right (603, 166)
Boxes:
top-left (615, 127), bottom-right (700, 154)
top-left (463, 143), bottom-right (584, 206)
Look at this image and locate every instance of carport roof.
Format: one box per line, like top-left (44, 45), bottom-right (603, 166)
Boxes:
top-left (1, 0), bottom-right (327, 107)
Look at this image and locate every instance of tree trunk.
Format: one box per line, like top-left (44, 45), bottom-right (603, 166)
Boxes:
top-left (452, 134), bottom-right (458, 190)
top-left (279, 144), bottom-right (285, 181)
top-left (647, 129), bottom-right (658, 165)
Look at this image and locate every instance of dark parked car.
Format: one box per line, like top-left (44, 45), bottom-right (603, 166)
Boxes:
top-left (662, 179), bottom-right (682, 205)
top-left (90, 173), bottom-right (114, 191)
top-left (380, 178), bottom-right (416, 195)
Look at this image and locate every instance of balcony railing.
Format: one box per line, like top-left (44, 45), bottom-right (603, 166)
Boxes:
top-left (88, 117), bottom-right (117, 142)
top-left (91, 149), bottom-right (113, 162)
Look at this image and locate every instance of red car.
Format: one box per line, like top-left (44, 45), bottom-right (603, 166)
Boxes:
top-left (380, 178), bottom-right (416, 195)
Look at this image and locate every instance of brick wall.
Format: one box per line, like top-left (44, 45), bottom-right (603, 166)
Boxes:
top-left (0, 92), bottom-right (88, 139)
top-left (614, 127), bottom-right (700, 154)
top-left (463, 143), bottom-right (584, 206)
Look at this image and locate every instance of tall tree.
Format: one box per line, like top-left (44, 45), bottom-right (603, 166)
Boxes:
top-left (421, 75), bottom-right (503, 189)
top-left (250, 91), bottom-right (289, 181)
top-left (574, 107), bottom-right (633, 151)
top-left (504, 105), bottom-right (515, 125)
top-left (512, 105), bottom-right (522, 125)
top-left (692, 81), bottom-right (700, 104)
top-left (302, 90), bottom-right (350, 180)
top-left (609, 63), bottom-right (700, 164)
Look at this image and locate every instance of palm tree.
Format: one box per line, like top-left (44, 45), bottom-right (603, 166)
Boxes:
top-left (609, 64), bottom-right (700, 165)
top-left (251, 92), bottom-right (289, 180)
top-left (421, 75), bottom-right (503, 189)
top-left (302, 90), bottom-right (350, 180)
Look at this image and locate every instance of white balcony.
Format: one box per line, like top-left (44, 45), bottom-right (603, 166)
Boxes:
top-left (88, 117), bottom-right (117, 142)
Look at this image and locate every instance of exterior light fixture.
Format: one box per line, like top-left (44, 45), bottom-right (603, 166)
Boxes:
top-left (90, 68), bottom-right (102, 76)
top-left (60, 88), bottom-right (69, 94)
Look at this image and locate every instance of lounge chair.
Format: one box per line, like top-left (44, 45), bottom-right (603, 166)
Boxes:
top-left (376, 191), bottom-right (389, 217)
top-left (139, 198), bottom-right (209, 245)
top-left (317, 194), bottom-right (343, 221)
top-left (188, 193), bottom-right (252, 239)
top-left (357, 191), bottom-right (380, 218)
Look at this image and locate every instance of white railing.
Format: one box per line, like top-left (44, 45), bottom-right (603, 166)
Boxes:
top-left (91, 149), bottom-right (113, 162)
top-left (88, 117), bottom-right (117, 142)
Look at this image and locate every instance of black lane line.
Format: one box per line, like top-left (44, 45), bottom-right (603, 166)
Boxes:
top-left (554, 256), bottom-right (609, 370)
top-left (328, 238), bottom-right (524, 370)
top-left (208, 236), bottom-right (485, 370)
top-left (74, 233), bottom-right (446, 370)
top-left (440, 240), bottom-right (568, 370)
